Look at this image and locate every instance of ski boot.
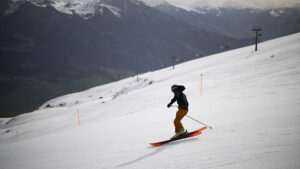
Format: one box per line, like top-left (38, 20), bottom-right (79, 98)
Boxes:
top-left (171, 128), bottom-right (187, 139)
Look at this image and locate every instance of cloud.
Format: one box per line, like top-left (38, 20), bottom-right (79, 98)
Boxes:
top-left (166, 0), bottom-right (300, 10)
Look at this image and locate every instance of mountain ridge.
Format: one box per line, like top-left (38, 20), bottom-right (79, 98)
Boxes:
top-left (154, 3), bottom-right (300, 39)
top-left (0, 0), bottom-right (248, 117)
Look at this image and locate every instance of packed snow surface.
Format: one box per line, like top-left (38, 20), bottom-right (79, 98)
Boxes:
top-left (1, 33), bottom-right (300, 169)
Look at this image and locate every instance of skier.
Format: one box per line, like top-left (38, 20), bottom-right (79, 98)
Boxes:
top-left (167, 85), bottom-right (189, 139)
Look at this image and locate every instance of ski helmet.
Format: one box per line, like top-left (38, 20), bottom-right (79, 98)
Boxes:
top-left (171, 85), bottom-right (178, 92)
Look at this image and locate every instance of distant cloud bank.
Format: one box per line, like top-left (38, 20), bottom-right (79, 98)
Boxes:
top-left (149, 0), bottom-right (300, 10)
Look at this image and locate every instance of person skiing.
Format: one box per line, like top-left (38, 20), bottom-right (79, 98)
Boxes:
top-left (167, 85), bottom-right (189, 139)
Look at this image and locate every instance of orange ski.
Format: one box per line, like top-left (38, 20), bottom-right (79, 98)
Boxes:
top-left (150, 127), bottom-right (207, 147)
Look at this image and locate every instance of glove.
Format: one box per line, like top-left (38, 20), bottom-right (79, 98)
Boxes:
top-left (167, 103), bottom-right (172, 108)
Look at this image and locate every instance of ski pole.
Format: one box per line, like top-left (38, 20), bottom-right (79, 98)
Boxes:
top-left (170, 105), bottom-right (212, 129)
top-left (185, 115), bottom-right (212, 129)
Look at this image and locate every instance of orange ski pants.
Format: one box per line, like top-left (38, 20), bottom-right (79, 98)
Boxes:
top-left (174, 108), bottom-right (188, 133)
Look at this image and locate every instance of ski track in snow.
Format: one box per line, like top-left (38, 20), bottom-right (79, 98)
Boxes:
top-left (0, 33), bottom-right (300, 169)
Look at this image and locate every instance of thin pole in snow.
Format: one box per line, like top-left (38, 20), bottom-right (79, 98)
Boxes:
top-left (16, 130), bottom-right (19, 143)
top-left (77, 110), bottom-right (80, 126)
top-left (252, 27), bottom-right (262, 51)
top-left (200, 74), bottom-right (203, 96)
top-left (170, 56), bottom-right (177, 69)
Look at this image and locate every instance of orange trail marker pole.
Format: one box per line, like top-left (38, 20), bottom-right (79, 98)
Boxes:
top-left (77, 110), bottom-right (80, 126)
top-left (200, 74), bottom-right (203, 96)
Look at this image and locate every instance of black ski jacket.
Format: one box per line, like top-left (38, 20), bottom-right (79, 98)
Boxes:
top-left (169, 85), bottom-right (189, 110)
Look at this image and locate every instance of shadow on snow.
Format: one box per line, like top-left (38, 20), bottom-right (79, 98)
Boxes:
top-left (116, 138), bottom-right (199, 168)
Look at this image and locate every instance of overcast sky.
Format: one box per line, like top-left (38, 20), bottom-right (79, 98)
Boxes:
top-left (161, 0), bottom-right (300, 10)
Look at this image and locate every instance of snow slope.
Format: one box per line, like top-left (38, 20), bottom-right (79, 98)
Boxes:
top-left (1, 33), bottom-right (300, 169)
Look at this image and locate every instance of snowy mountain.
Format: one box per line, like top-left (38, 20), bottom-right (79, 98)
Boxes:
top-left (1, 0), bottom-right (249, 117)
top-left (5, 0), bottom-right (124, 19)
top-left (142, 0), bottom-right (300, 12)
top-left (152, 2), bottom-right (300, 39)
top-left (1, 33), bottom-right (300, 169)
